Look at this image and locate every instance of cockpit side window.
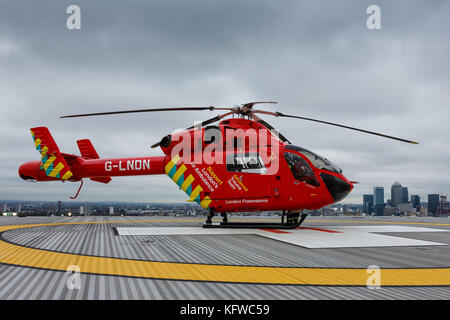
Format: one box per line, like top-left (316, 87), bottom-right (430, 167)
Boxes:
top-left (227, 152), bottom-right (267, 174)
top-left (284, 145), bottom-right (342, 174)
top-left (284, 152), bottom-right (320, 186)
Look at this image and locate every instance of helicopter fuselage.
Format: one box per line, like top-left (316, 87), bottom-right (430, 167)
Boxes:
top-left (19, 118), bottom-right (353, 213)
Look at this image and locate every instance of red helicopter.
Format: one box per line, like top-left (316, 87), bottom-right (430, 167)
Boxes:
top-left (18, 102), bottom-right (418, 228)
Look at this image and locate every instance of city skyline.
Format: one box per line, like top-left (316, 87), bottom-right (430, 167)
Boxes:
top-left (362, 179), bottom-right (449, 216)
top-left (1, 178), bottom-right (447, 206)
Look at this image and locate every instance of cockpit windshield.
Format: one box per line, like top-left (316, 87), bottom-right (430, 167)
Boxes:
top-left (285, 145), bottom-right (342, 174)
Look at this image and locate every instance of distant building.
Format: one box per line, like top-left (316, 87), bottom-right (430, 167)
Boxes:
top-left (384, 206), bottom-right (396, 216)
top-left (428, 194), bottom-right (440, 216)
top-left (80, 206), bottom-right (85, 215)
top-left (439, 195), bottom-right (449, 216)
top-left (402, 187), bottom-right (409, 203)
top-left (363, 194), bottom-right (374, 215)
top-left (373, 204), bottom-right (385, 216)
top-left (397, 202), bottom-right (414, 215)
top-left (391, 181), bottom-right (403, 207)
top-left (410, 195), bottom-right (420, 211)
top-left (109, 207), bottom-right (114, 215)
top-left (85, 203), bottom-right (91, 216)
top-left (57, 201), bottom-right (62, 214)
top-left (373, 187), bottom-right (384, 205)
top-left (420, 207), bottom-right (428, 217)
top-left (373, 187), bottom-right (385, 216)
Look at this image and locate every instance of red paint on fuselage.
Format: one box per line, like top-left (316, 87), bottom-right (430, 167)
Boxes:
top-left (19, 119), bottom-right (353, 213)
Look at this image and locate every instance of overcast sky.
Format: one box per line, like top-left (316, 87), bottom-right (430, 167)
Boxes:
top-left (0, 0), bottom-right (449, 204)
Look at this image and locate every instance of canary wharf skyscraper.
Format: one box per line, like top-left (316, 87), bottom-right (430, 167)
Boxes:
top-left (402, 187), bottom-right (409, 203)
top-left (363, 194), bottom-right (374, 214)
top-left (373, 187), bottom-right (385, 216)
top-left (391, 181), bottom-right (403, 207)
top-left (411, 195), bottom-right (420, 211)
top-left (428, 194), bottom-right (440, 216)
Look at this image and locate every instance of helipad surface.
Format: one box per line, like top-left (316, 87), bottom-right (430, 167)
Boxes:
top-left (0, 216), bottom-right (449, 299)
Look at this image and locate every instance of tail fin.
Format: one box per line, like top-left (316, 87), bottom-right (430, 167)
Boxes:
top-left (77, 139), bottom-right (100, 159)
top-left (30, 127), bottom-right (73, 180)
top-left (77, 139), bottom-right (111, 184)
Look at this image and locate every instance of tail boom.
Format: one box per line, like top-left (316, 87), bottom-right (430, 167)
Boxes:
top-left (19, 156), bottom-right (166, 182)
top-left (20, 126), bottom-right (166, 183)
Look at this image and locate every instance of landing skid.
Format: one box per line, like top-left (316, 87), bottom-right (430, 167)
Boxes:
top-left (203, 213), bottom-right (307, 229)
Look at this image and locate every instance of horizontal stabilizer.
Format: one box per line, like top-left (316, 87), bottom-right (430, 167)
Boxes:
top-left (77, 139), bottom-right (112, 184)
top-left (77, 139), bottom-right (100, 159)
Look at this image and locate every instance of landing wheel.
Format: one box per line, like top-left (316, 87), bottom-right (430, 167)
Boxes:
top-left (286, 210), bottom-right (300, 225)
top-left (221, 212), bottom-right (228, 223)
top-left (205, 208), bottom-right (215, 225)
top-left (281, 210), bottom-right (286, 224)
top-left (203, 210), bottom-right (308, 229)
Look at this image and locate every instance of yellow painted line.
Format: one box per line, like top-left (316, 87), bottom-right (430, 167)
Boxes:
top-left (0, 220), bottom-right (449, 285)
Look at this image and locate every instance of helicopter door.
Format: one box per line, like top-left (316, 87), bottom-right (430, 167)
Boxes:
top-left (225, 151), bottom-right (271, 200)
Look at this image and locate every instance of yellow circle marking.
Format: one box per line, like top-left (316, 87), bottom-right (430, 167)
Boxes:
top-left (0, 220), bottom-right (449, 286)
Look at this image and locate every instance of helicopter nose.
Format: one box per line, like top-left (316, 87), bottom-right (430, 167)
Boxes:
top-left (320, 173), bottom-right (352, 203)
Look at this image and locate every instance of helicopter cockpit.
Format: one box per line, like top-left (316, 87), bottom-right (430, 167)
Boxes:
top-left (284, 145), bottom-right (342, 174)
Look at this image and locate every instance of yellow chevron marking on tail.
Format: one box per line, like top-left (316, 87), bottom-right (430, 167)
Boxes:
top-left (43, 155), bottom-right (57, 171)
top-left (48, 162), bottom-right (65, 178)
top-left (40, 146), bottom-right (49, 158)
top-left (181, 174), bottom-right (195, 192)
top-left (61, 171), bottom-right (73, 180)
top-left (34, 138), bottom-right (41, 149)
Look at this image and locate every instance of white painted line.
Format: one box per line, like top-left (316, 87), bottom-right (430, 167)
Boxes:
top-left (115, 226), bottom-right (449, 249)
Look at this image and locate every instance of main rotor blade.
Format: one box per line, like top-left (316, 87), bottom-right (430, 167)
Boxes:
top-left (243, 101), bottom-right (278, 108)
top-left (60, 106), bottom-right (218, 118)
top-left (275, 112), bottom-right (419, 144)
top-left (251, 113), bottom-right (291, 144)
